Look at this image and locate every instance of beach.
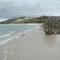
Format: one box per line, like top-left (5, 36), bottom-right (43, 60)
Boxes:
top-left (0, 24), bottom-right (60, 60)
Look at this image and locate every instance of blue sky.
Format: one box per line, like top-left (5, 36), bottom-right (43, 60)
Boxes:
top-left (0, 0), bottom-right (60, 19)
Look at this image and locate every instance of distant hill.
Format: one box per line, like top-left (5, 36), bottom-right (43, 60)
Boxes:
top-left (0, 16), bottom-right (43, 24)
top-left (0, 16), bottom-right (60, 24)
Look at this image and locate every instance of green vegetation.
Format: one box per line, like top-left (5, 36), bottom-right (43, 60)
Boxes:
top-left (0, 16), bottom-right (43, 24)
top-left (0, 16), bottom-right (60, 34)
top-left (0, 16), bottom-right (60, 24)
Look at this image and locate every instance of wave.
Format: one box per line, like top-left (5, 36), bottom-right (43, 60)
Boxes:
top-left (0, 25), bottom-right (36, 46)
top-left (0, 31), bottom-right (15, 39)
top-left (0, 34), bottom-right (10, 39)
top-left (0, 37), bottom-right (14, 46)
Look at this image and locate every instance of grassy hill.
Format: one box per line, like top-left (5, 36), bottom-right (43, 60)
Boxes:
top-left (0, 16), bottom-right (43, 24)
top-left (0, 16), bottom-right (60, 24)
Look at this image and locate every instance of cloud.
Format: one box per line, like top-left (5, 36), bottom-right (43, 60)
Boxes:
top-left (0, 0), bottom-right (60, 18)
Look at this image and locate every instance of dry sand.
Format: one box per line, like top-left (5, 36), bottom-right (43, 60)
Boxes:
top-left (0, 24), bottom-right (60, 60)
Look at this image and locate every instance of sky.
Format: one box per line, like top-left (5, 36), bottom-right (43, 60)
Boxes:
top-left (0, 0), bottom-right (60, 19)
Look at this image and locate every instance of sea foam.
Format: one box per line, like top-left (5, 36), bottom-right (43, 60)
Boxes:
top-left (0, 31), bottom-right (15, 39)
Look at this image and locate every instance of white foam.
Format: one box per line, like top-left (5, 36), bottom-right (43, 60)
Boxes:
top-left (0, 31), bottom-right (15, 39)
top-left (0, 34), bottom-right (10, 39)
top-left (10, 31), bottom-right (15, 34)
top-left (0, 37), bottom-right (14, 46)
top-left (0, 25), bottom-right (37, 46)
top-left (36, 25), bottom-right (40, 29)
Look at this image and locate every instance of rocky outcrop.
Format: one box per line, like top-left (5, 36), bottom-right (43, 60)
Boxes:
top-left (43, 16), bottom-right (60, 34)
top-left (0, 16), bottom-right (60, 34)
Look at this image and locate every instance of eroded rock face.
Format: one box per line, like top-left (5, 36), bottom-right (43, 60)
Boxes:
top-left (44, 17), bottom-right (60, 34)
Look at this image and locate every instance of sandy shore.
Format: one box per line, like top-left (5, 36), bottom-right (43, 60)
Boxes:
top-left (0, 24), bottom-right (60, 60)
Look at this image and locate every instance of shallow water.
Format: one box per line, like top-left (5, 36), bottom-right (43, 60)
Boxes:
top-left (0, 24), bottom-right (60, 60)
top-left (6, 24), bottom-right (60, 60)
top-left (0, 24), bottom-right (36, 46)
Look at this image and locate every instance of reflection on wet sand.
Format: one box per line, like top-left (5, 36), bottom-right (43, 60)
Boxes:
top-left (44, 35), bottom-right (56, 47)
top-left (40, 24), bottom-right (56, 47)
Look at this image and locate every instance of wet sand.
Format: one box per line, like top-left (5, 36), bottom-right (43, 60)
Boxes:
top-left (0, 24), bottom-right (60, 60)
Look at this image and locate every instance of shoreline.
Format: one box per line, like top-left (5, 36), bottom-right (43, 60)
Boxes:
top-left (0, 23), bottom-right (43, 25)
top-left (0, 24), bottom-right (60, 60)
top-left (0, 24), bottom-right (41, 47)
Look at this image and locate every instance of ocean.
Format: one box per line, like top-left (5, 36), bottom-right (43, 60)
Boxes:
top-left (0, 24), bottom-right (36, 46)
